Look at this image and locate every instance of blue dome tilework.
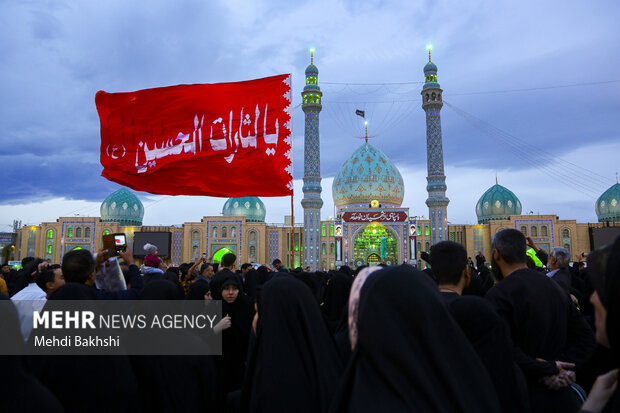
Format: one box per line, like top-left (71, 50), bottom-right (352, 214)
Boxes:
top-left (305, 64), bottom-right (319, 76)
top-left (332, 142), bottom-right (404, 209)
top-left (475, 184), bottom-right (522, 224)
top-left (100, 188), bottom-right (144, 226)
top-left (222, 196), bottom-right (266, 222)
top-left (595, 183), bottom-right (620, 222)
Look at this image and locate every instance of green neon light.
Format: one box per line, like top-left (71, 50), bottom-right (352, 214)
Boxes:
top-left (213, 247), bottom-right (233, 263)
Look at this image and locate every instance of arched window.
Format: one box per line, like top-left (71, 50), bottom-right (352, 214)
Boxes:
top-left (103, 230), bottom-right (110, 236)
top-left (46, 244), bottom-right (53, 254)
top-left (322, 243), bottom-right (327, 255)
top-left (192, 245), bottom-right (199, 259)
top-left (424, 225), bottom-right (430, 236)
top-left (416, 241), bottom-right (422, 254)
top-left (75, 227), bottom-right (82, 238)
top-left (431, 92), bottom-right (436, 101)
top-left (84, 227), bottom-right (91, 238)
top-left (321, 225), bottom-right (326, 237)
top-left (520, 226), bottom-right (527, 235)
top-left (192, 230), bottom-right (200, 240)
top-left (563, 243), bottom-right (571, 254)
top-left (322, 260), bottom-right (326, 270)
top-left (212, 226), bottom-right (218, 238)
top-left (531, 226), bottom-right (538, 237)
top-left (249, 245), bottom-right (256, 260)
top-left (249, 230), bottom-right (257, 242)
top-left (66, 226), bottom-right (73, 238)
top-left (330, 243), bottom-right (335, 254)
top-left (562, 228), bottom-right (570, 239)
top-left (231, 227), bottom-right (237, 238)
top-left (221, 226), bottom-right (228, 238)
top-left (47, 229), bottom-right (54, 239)
top-left (541, 225), bottom-right (548, 237)
top-left (425, 242), bottom-right (430, 252)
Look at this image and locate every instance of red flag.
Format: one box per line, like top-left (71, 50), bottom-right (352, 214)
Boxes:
top-left (96, 74), bottom-right (292, 197)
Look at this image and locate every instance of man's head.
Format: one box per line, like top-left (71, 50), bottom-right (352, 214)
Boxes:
top-left (221, 253), bottom-right (236, 270)
top-left (62, 249), bottom-right (96, 284)
top-left (1, 264), bottom-right (10, 274)
top-left (430, 241), bottom-right (469, 287)
top-left (200, 262), bottom-right (214, 279)
top-left (491, 229), bottom-right (528, 279)
top-left (36, 267), bottom-right (65, 296)
top-left (241, 263), bottom-right (252, 275)
top-left (548, 247), bottom-right (570, 270)
top-left (272, 259), bottom-right (282, 270)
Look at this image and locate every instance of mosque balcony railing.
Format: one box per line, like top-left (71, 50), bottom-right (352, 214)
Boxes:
top-left (266, 223), bottom-right (305, 228)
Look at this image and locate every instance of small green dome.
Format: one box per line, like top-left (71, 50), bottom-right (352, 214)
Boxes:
top-left (222, 197), bottom-right (266, 222)
top-left (475, 184), bottom-right (522, 224)
top-left (100, 188), bottom-right (144, 226)
top-left (595, 183), bottom-right (620, 222)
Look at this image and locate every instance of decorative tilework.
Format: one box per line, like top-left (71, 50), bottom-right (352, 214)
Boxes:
top-left (302, 69), bottom-right (323, 270)
top-left (269, 230), bottom-right (279, 265)
top-left (422, 79), bottom-right (449, 245)
top-left (172, 231), bottom-right (183, 265)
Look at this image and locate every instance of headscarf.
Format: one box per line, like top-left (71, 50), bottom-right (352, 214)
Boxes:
top-left (256, 265), bottom-right (273, 285)
top-left (244, 268), bottom-right (260, 301)
top-left (321, 271), bottom-right (353, 334)
top-left (139, 279), bottom-right (183, 300)
top-left (330, 265), bottom-right (501, 413)
top-left (220, 274), bottom-right (254, 393)
top-left (0, 295), bottom-right (64, 412)
top-left (588, 235), bottom-right (620, 360)
top-left (242, 276), bottom-right (343, 413)
top-left (293, 271), bottom-right (322, 301)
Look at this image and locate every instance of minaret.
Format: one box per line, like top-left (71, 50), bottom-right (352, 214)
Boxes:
top-left (301, 49), bottom-right (323, 270)
top-left (421, 46), bottom-right (449, 245)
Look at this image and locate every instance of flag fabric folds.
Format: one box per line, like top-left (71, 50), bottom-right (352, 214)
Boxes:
top-left (96, 74), bottom-right (293, 197)
top-left (355, 109), bottom-right (365, 118)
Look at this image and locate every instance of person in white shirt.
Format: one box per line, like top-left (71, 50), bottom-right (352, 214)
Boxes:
top-left (11, 259), bottom-right (50, 341)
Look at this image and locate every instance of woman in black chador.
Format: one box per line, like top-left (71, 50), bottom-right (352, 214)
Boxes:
top-left (329, 265), bottom-right (501, 413)
top-left (219, 274), bottom-right (254, 398)
top-left (241, 276), bottom-right (343, 413)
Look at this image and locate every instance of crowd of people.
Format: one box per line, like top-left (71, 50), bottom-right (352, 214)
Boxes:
top-left (1, 229), bottom-right (619, 412)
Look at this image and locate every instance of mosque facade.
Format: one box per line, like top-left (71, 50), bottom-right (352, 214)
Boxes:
top-left (11, 55), bottom-right (620, 269)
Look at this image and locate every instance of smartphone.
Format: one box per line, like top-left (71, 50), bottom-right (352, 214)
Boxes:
top-left (103, 233), bottom-right (127, 256)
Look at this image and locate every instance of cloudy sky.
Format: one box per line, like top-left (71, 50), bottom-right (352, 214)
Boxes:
top-left (1, 0), bottom-right (619, 230)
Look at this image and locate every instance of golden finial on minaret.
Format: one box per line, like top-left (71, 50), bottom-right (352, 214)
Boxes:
top-left (427, 44), bottom-right (432, 62)
top-left (364, 121), bottom-right (368, 143)
top-left (310, 47), bottom-right (315, 64)
top-left (496, 174), bottom-right (498, 185)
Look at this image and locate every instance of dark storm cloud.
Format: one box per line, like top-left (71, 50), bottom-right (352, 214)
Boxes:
top-left (1, 0), bottom-right (619, 208)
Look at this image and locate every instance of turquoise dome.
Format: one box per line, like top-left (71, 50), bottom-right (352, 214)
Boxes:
top-left (223, 197), bottom-right (266, 222)
top-left (305, 64), bottom-right (318, 76)
top-left (476, 184), bottom-right (522, 224)
top-left (332, 142), bottom-right (404, 209)
top-left (424, 61), bottom-right (437, 73)
top-left (100, 188), bottom-right (144, 226)
top-left (595, 183), bottom-right (620, 222)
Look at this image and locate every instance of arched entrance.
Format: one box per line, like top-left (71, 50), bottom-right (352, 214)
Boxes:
top-left (352, 222), bottom-right (398, 268)
top-left (212, 247), bottom-right (233, 263)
